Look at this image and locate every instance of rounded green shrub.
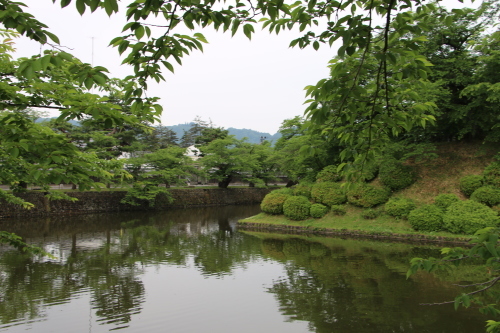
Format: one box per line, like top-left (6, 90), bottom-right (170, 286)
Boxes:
top-left (283, 196), bottom-right (311, 220)
top-left (311, 182), bottom-right (347, 207)
top-left (483, 158), bottom-right (500, 187)
top-left (379, 159), bottom-right (417, 191)
top-left (408, 205), bottom-right (444, 232)
top-left (293, 182), bottom-right (313, 199)
top-left (316, 165), bottom-right (342, 182)
top-left (384, 197), bottom-right (416, 219)
top-left (434, 193), bottom-right (460, 210)
top-left (362, 208), bottom-right (380, 219)
top-left (330, 205), bottom-right (347, 216)
top-left (470, 186), bottom-right (500, 207)
top-left (260, 190), bottom-right (292, 215)
top-left (443, 200), bottom-right (499, 234)
top-left (347, 184), bottom-right (391, 208)
top-left (459, 174), bottom-right (484, 197)
top-left (310, 203), bottom-right (329, 218)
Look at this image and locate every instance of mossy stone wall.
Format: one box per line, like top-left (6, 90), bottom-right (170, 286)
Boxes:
top-left (0, 188), bottom-right (272, 217)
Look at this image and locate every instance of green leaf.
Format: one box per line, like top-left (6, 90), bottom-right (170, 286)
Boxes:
top-left (135, 25), bottom-right (145, 40)
top-left (76, 0), bottom-right (86, 15)
top-left (9, 147), bottom-right (19, 158)
top-left (243, 24), bottom-right (254, 40)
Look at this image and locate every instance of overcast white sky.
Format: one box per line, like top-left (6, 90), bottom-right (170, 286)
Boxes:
top-left (13, 0), bottom-right (475, 134)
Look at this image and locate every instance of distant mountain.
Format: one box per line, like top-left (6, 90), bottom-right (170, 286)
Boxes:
top-left (166, 123), bottom-right (281, 144)
top-left (35, 117), bottom-right (80, 126)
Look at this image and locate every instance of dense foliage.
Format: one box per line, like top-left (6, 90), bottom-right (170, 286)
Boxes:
top-left (379, 159), bottom-right (417, 191)
top-left (347, 184), bottom-right (391, 208)
top-left (443, 200), bottom-right (499, 234)
top-left (260, 190), bottom-right (292, 215)
top-left (471, 186), bottom-right (500, 207)
top-left (310, 203), bottom-right (329, 218)
top-left (283, 196), bottom-right (311, 221)
top-left (384, 197), bottom-right (416, 219)
top-left (460, 174), bottom-right (485, 197)
top-left (434, 193), bottom-right (460, 211)
top-left (310, 182), bottom-right (347, 207)
top-left (408, 204), bottom-right (444, 232)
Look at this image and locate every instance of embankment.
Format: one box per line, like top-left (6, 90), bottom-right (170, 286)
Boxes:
top-left (0, 188), bottom-right (272, 217)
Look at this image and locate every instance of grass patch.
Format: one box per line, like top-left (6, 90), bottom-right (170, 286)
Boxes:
top-left (241, 204), bottom-right (469, 240)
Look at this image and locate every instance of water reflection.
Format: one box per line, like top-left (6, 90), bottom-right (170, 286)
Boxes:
top-left (0, 207), bottom-right (493, 332)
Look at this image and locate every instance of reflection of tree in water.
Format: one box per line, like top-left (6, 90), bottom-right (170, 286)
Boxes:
top-left (0, 205), bottom-right (263, 328)
top-left (263, 237), bottom-right (487, 333)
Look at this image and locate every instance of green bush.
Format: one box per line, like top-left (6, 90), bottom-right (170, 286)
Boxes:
top-left (260, 190), bottom-right (292, 215)
top-left (293, 182), bottom-right (313, 199)
top-left (311, 182), bottom-right (347, 207)
top-left (362, 208), bottom-right (380, 219)
top-left (330, 205), bottom-right (347, 215)
top-left (347, 184), bottom-right (391, 208)
top-left (434, 193), bottom-right (460, 210)
top-left (310, 203), bottom-right (329, 218)
top-left (283, 196), bottom-right (311, 220)
top-left (443, 200), bottom-right (500, 234)
top-left (379, 159), bottom-right (417, 191)
top-left (408, 205), bottom-right (444, 232)
top-left (470, 186), bottom-right (500, 207)
top-left (316, 165), bottom-right (342, 182)
top-left (459, 174), bottom-right (484, 197)
top-left (483, 158), bottom-right (500, 187)
top-left (384, 197), bottom-right (416, 219)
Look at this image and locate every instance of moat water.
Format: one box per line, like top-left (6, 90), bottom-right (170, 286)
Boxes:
top-left (0, 205), bottom-right (491, 332)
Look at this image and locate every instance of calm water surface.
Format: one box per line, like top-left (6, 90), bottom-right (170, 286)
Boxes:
top-left (0, 205), bottom-right (491, 332)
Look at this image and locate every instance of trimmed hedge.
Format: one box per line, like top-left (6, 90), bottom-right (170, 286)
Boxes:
top-left (347, 184), bottom-right (391, 208)
top-left (283, 196), bottom-right (311, 220)
top-left (316, 165), bottom-right (342, 182)
top-left (408, 205), bottom-right (444, 232)
top-left (470, 186), bottom-right (500, 207)
top-left (459, 175), bottom-right (484, 197)
top-left (379, 159), bottom-right (417, 191)
top-left (311, 182), bottom-right (347, 207)
top-left (384, 197), bottom-right (416, 219)
top-left (443, 200), bottom-right (499, 234)
top-left (434, 193), bottom-right (460, 210)
top-left (310, 203), bottom-right (329, 218)
top-left (293, 183), bottom-right (313, 199)
top-left (260, 190), bottom-right (292, 215)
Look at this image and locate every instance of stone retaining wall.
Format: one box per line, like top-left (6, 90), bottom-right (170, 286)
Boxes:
top-left (0, 188), bottom-right (272, 217)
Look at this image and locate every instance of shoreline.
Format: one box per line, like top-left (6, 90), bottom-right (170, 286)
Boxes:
top-left (237, 221), bottom-right (473, 246)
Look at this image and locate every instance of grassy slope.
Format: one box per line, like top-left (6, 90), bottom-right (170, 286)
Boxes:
top-left (240, 141), bottom-right (499, 240)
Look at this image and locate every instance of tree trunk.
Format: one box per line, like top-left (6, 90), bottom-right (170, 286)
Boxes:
top-left (218, 175), bottom-right (232, 188)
